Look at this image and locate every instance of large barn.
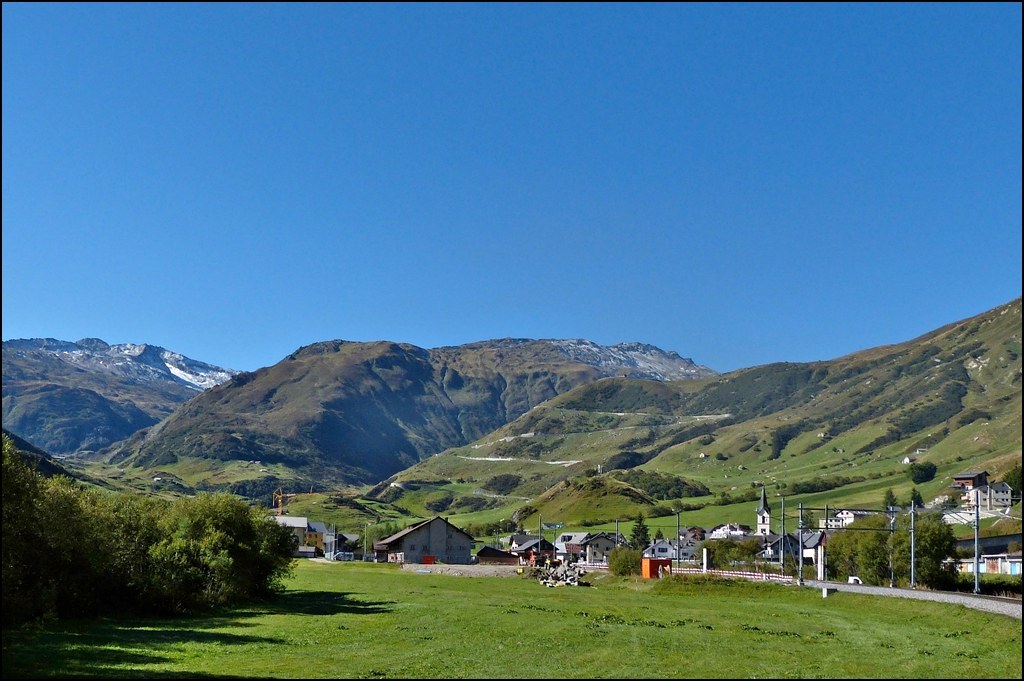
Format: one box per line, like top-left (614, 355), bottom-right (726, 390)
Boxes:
top-left (373, 516), bottom-right (475, 564)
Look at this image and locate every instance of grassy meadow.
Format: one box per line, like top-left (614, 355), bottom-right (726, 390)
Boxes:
top-left (4, 561), bottom-right (1020, 679)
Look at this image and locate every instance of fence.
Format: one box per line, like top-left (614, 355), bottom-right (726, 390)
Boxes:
top-left (673, 567), bottom-right (795, 583)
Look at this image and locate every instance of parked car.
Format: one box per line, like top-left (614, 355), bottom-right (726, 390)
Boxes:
top-left (847, 576), bottom-right (863, 584)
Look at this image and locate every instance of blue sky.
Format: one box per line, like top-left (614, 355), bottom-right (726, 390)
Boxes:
top-left (3, 4), bottom-right (1021, 372)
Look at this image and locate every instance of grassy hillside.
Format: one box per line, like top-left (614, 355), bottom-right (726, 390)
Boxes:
top-left (100, 339), bottom-right (703, 487)
top-left (390, 298), bottom-right (1022, 532)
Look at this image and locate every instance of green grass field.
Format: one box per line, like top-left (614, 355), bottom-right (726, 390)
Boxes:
top-left (4, 561), bottom-right (1020, 678)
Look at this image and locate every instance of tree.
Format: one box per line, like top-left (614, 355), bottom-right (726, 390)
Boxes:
top-left (882, 488), bottom-right (899, 509)
top-left (909, 488), bottom-right (924, 509)
top-left (629, 513), bottom-right (650, 550)
top-left (1002, 463), bottom-right (1023, 496)
top-left (908, 462), bottom-right (938, 484)
top-left (654, 528), bottom-right (664, 540)
top-left (608, 547), bottom-right (642, 576)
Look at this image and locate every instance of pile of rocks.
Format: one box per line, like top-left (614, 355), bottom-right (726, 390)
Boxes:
top-left (538, 562), bottom-right (590, 587)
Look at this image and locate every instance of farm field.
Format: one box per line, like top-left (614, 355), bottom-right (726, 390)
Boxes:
top-left (4, 561), bottom-right (1021, 679)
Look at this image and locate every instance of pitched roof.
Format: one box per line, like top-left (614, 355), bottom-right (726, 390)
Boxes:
top-left (374, 516), bottom-right (474, 550)
top-left (556, 532), bottom-right (590, 546)
top-left (477, 546), bottom-right (517, 558)
top-left (308, 521), bottom-right (328, 534)
top-left (273, 515), bottom-right (309, 529)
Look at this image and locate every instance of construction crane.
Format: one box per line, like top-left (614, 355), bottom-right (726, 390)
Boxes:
top-left (272, 487), bottom-right (289, 515)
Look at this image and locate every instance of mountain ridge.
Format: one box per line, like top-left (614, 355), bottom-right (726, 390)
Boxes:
top-left (99, 338), bottom-right (712, 486)
top-left (2, 338), bottom-right (237, 454)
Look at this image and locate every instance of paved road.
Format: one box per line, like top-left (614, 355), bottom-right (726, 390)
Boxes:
top-left (806, 580), bottom-right (1022, 619)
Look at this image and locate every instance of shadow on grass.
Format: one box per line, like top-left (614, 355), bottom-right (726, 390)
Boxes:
top-left (3, 591), bottom-right (394, 678)
top-left (3, 623), bottom-right (275, 679)
top-left (250, 590), bottom-right (395, 616)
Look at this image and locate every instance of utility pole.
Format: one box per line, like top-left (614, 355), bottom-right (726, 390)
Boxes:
top-left (780, 496), bottom-right (786, 570)
top-left (538, 513), bottom-right (543, 566)
top-left (888, 507), bottom-right (896, 588)
top-left (364, 522), bottom-right (369, 563)
top-left (615, 518), bottom-right (620, 549)
top-left (973, 500), bottom-right (981, 594)
top-left (675, 511), bottom-right (681, 568)
top-left (823, 503), bottom-right (829, 581)
top-left (910, 505), bottom-right (916, 589)
top-left (798, 503), bottom-right (804, 585)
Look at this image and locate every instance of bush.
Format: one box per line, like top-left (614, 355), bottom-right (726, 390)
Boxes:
top-left (907, 461), bottom-right (938, 484)
top-left (608, 547), bottom-right (642, 576)
top-left (2, 435), bottom-right (295, 625)
top-left (423, 491), bottom-right (454, 513)
top-left (482, 474), bottom-right (522, 495)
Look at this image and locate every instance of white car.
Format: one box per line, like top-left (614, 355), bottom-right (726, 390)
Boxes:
top-left (847, 576), bottom-right (863, 585)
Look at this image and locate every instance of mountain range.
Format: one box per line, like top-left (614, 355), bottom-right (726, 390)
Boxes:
top-left (98, 339), bottom-right (714, 485)
top-left (2, 338), bottom-right (237, 454)
top-left (3, 298), bottom-right (1020, 527)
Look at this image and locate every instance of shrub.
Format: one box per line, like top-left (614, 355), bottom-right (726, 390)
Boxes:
top-left (482, 474), bottom-right (522, 495)
top-left (423, 491), bottom-right (454, 513)
top-left (608, 547), bottom-right (642, 576)
top-left (2, 435), bottom-right (295, 625)
top-left (908, 461), bottom-right (937, 484)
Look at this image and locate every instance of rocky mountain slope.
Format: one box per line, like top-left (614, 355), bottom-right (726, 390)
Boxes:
top-left (389, 297), bottom-right (1021, 526)
top-left (100, 338), bottom-right (713, 486)
top-left (2, 338), bottom-right (237, 454)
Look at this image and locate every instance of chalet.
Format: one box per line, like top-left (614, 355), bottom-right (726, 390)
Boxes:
top-left (373, 516), bottom-right (474, 565)
top-left (511, 536), bottom-right (555, 564)
top-left (555, 532), bottom-right (590, 562)
top-left (509, 534), bottom-right (542, 552)
top-left (580, 532), bottom-right (623, 563)
top-left (952, 471), bottom-right (989, 490)
top-left (476, 546), bottom-right (519, 565)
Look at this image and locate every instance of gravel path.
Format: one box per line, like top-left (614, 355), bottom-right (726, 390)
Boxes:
top-left (806, 580), bottom-right (1022, 619)
top-left (399, 563), bottom-right (522, 577)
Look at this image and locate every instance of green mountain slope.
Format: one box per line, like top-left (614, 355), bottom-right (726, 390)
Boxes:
top-left (100, 339), bottom-right (709, 487)
top-left (393, 298), bottom-right (1021, 527)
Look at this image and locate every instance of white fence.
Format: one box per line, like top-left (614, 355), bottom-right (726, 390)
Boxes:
top-left (673, 567), bottom-right (794, 582)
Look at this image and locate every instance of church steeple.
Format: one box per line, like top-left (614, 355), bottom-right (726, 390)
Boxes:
top-left (756, 486), bottom-right (771, 535)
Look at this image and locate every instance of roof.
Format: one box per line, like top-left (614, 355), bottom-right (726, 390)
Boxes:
top-left (556, 532), bottom-right (590, 546)
top-left (373, 516), bottom-right (474, 551)
top-left (954, 471), bottom-right (989, 478)
top-left (273, 515), bottom-right (309, 529)
top-left (513, 537), bottom-right (554, 552)
top-left (756, 486), bottom-right (770, 515)
top-left (308, 521), bottom-right (328, 534)
top-left (477, 546), bottom-right (517, 558)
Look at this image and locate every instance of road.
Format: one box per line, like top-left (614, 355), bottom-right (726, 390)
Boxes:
top-left (805, 580), bottom-right (1022, 619)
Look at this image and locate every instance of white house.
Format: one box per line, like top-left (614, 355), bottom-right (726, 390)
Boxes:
top-left (555, 532), bottom-right (590, 562)
top-left (962, 482), bottom-right (1013, 511)
top-left (709, 523), bottom-right (752, 540)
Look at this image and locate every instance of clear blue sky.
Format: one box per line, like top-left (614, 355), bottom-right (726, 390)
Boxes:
top-left (3, 4), bottom-right (1021, 372)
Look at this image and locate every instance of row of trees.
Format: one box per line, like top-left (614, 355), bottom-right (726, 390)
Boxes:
top-left (826, 512), bottom-right (956, 588)
top-left (2, 436), bottom-right (296, 625)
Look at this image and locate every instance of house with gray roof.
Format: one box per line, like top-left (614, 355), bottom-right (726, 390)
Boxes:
top-left (373, 516), bottom-right (474, 565)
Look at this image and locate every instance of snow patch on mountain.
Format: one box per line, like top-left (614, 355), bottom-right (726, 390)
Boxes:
top-left (546, 339), bottom-right (716, 381)
top-left (3, 338), bottom-right (238, 391)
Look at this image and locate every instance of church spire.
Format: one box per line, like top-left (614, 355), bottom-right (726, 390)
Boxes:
top-left (756, 485), bottom-right (769, 515)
